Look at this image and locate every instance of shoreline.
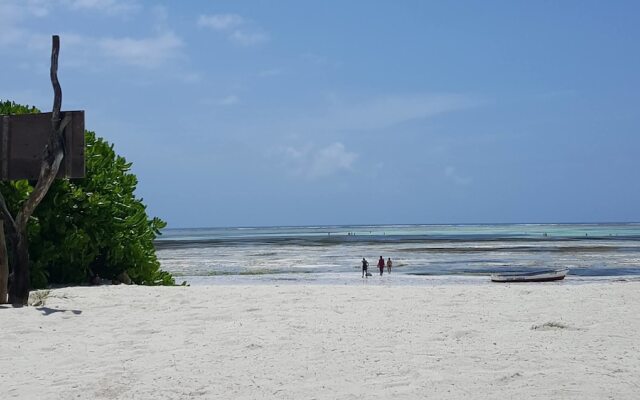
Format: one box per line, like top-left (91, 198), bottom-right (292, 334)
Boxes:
top-left (2, 282), bottom-right (639, 399)
top-left (176, 273), bottom-right (640, 286)
top-left (155, 223), bottom-right (640, 282)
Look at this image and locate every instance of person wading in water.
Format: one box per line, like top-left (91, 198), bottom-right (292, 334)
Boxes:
top-left (386, 257), bottom-right (392, 274)
top-left (378, 256), bottom-right (385, 276)
top-left (362, 258), bottom-right (369, 278)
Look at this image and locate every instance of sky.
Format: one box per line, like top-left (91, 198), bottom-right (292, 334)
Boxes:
top-left (1, 0), bottom-right (639, 228)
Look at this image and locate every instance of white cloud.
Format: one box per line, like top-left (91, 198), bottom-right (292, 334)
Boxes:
top-left (25, 0), bottom-right (51, 17)
top-left (179, 72), bottom-right (202, 84)
top-left (99, 32), bottom-right (183, 68)
top-left (0, 26), bottom-right (24, 48)
top-left (331, 94), bottom-right (481, 131)
top-left (229, 30), bottom-right (269, 46)
top-left (197, 13), bottom-right (269, 46)
top-left (1, 0), bottom-right (139, 27)
top-left (0, 2), bottom-right (41, 46)
top-left (309, 143), bottom-right (357, 178)
top-left (60, 0), bottom-right (141, 15)
top-left (289, 94), bottom-right (482, 134)
top-left (444, 166), bottom-right (471, 185)
top-left (301, 52), bottom-right (341, 68)
top-left (276, 142), bottom-right (358, 179)
top-left (150, 5), bottom-right (169, 31)
top-left (0, 1), bottom-right (182, 70)
top-left (217, 95), bottom-right (240, 106)
top-left (197, 14), bottom-right (244, 30)
top-left (12, 31), bottom-right (184, 71)
top-left (257, 68), bottom-right (283, 77)
top-left (200, 95), bottom-right (242, 107)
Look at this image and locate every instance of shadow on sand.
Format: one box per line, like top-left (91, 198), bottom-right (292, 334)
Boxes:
top-left (0, 305), bottom-right (82, 315)
top-left (37, 307), bottom-right (82, 316)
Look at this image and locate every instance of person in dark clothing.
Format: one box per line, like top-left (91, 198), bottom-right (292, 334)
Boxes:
top-left (378, 256), bottom-right (385, 276)
top-left (362, 258), bottom-right (369, 278)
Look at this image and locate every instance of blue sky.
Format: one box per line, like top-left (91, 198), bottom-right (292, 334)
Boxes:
top-left (1, 0), bottom-right (639, 227)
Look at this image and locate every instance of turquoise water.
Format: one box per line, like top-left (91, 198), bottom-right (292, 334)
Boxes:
top-left (155, 223), bottom-right (640, 284)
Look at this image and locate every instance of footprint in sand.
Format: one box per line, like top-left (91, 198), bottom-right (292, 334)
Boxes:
top-left (497, 372), bottom-right (523, 383)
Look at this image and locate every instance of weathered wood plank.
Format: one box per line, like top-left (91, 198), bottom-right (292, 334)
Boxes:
top-left (0, 111), bottom-right (84, 180)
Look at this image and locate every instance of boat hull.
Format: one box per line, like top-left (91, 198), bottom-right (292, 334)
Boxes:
top-left (490, 268), bottom-right (569, 283)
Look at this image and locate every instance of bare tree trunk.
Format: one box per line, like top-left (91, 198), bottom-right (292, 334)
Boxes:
top-left (7, 35), bottom-right (65, 305)
top-left (9, 233), bottom-right (30, 305)
top-left (0, 220), bottom-right (8, 304)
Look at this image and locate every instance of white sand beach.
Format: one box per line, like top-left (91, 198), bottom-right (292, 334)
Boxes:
top-left (2, 282), bottom-right (639, 399)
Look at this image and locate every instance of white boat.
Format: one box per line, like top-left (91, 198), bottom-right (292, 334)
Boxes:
top-left (490, 268), bottom-right (569, 283)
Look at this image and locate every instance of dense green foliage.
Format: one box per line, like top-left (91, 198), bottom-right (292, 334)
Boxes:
top-left (0, 100), bottom-right (173, 287)
top-left (0, 101), bottom-right (39, 115)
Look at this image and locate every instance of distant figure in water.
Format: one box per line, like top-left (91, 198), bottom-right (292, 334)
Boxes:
top-left (378, 256), bottom-right (385, 276)
top-left (362, 258), bottom-right (369, 278)
top-left (386, 257), bottom-right (392, 274)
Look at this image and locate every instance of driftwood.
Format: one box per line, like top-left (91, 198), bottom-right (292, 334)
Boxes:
top-left (0, 36), bottom-right (66, 305)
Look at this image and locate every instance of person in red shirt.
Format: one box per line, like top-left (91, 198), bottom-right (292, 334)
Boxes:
top-left (377, 256), bottom-right (385, 276)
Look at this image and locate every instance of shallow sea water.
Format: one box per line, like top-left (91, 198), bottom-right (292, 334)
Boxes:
top-left (155, 223), bottom-right (640, 285)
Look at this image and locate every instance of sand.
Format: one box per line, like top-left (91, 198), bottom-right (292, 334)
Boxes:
top-left (1, 281), bottom-right (639, 399)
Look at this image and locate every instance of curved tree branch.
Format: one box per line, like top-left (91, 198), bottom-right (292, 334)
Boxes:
top-left (9, 35), bottom-right (65, 305)
top-left (15, 35), bottom-right (65, 232)
top-left (50, 35), bottom-right (61, 139)
top-left (0, 192), bottom-right (16, 231)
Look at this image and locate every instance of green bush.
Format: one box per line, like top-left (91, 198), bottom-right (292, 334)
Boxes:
top-left (0, 100), bottom-right (173, 286)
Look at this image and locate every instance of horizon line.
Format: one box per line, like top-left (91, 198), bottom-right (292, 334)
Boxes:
top-left (162, 221), bottom-right (640, 231)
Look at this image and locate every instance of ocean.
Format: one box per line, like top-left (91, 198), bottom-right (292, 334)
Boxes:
top-left (155, 223), bottom-right (640, 285)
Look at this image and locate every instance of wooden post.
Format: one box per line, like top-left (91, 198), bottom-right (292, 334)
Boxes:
top-left (0, 220), bottom-right (7, 304)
